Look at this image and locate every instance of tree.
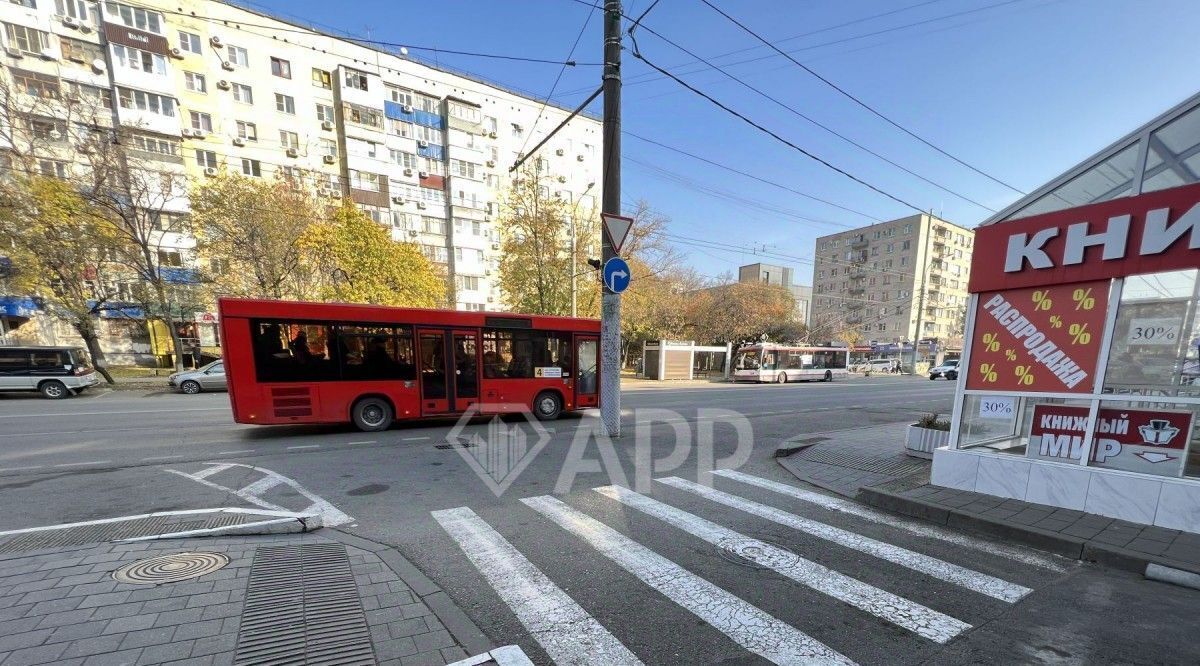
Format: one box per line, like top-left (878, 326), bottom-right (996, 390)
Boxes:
top-left (805, 310), bottom-right (864, 347)
top-left (0, 176), bottom-right (121, 383)
top-left (496, 165), bottom-right (599, 316)
top-left (299, 205), bottom-right (444, 307)
top-left (689, 279), bottom-right (798, 347)
top-left (191, 172), bottom-right (321, 300)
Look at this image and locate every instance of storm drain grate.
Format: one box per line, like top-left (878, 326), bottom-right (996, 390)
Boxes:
top-left (234, 543), bottom-right (376, 666)
top-left (794, 447), bottom-right (929, 477)
top-left (0, 513), bottom-right (256, 554)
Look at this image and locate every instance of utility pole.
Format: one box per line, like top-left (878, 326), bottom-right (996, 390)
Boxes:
top-left (600, 0), bottom-right (622, 437)
top-left (911, 213), bottom-right (932, 374)
top-left (568, 212), bottom-right (577, 317)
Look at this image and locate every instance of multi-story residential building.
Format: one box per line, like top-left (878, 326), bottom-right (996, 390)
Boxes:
top-left (0, 0), bottom-right (601, 358)
top-left (809, 214), bottom-right (974, 352)
top-left (737, 262), bottom-right (811, 326)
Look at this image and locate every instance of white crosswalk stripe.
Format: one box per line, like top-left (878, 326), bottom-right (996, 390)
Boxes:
top-left (658, 476), bottom-right (1032, 603)
top-left (712, 469), bottom-right (1068, 572)
top-left (521, 495), bottom-right (854, 665)
top-left (594, 485), bottom-right (971, 644)
top-left (432, 507), bottom-right (643, 666)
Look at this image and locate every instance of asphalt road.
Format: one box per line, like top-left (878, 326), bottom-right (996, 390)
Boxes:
top-left (2, 377), bottom-right (1198, 664)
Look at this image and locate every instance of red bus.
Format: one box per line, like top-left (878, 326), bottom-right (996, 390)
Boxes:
top-left (217, 298), bottom-right (600, 431)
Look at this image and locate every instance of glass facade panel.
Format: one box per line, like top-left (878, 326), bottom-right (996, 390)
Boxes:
top-left (1142, 104), bottom-right (1200, 194)
top-left (1005, 143), bottom-right (1139, 220)
top-left (1103, 270), bottom-right (1199, 397)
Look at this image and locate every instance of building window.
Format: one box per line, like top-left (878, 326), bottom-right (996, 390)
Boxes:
top-left (416, 93), bottom-right (438, 113)
top-left (316, 104), bottom-right (335, 123)
top-left (511, 123), bottom-right (524, 139)
top-left (270, 56), bottom-right (291, 79)
top-left (184, 71), bottom-right (205, 93)
top-left (422, 157), bottom-right (443, 175)
top-left (279, 131), bottom-right (298, 150)
top-left (189, 110), bottom-right (212, 132)
top-left (348, 138), bottom-right (376, 159)
top-left (274, 93), bottom-right (295, 114)
top-left (235, 120), bottom-right (257, 141)
top-left (344, 69), bottom-right (368, 90)
top-left (389, 118), bottom-right (413, 138)
top-left (103, 2), bottom-right (161, 33)
top-left (390, 149), bottom-right (416, 169)
top-left (414, 125), bottom-right (442, 144)
top-left (349, 170), bottom-right (380, 192)
top-left (113, 44), bottom-right (168, 75)
top-left (450, 159), bottom-right (478, 179)
top-left (311, 68), bottom-right (331, 89)
top-left (56, 1), bottom-right (92, 20)
top-left (319, 138), bottom-right (337, 157)
top-left (455, 275), bottom-right (480, 291)
top-left (388, 86), bottom-right (413, 106)
top-left (231, 83), bottom-right (252, 104)
top-left (11, 69), bottom-right (59, 99)
top-left (196, 149), bottom-right (217, 169)
top-left (241, 158), bottom-right (261, 177)
top-left (117, 88), bottom-right (175, 116)
top-left (226, 45), bottom-right (248, 68)
top-left (448, 101), bottom-right (480, 123)
top-left (178, 30), bottom-right (201, 54)
top-left (132, 134), bottom-right (178, 156)
top-left (60, 37), bottom-right (102, 63)
top-left (343, 103), bottom-right (382, 129)
top-left (3, 23), bottom-right (50, 54)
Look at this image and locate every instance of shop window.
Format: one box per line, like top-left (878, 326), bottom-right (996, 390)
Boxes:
top-left (1103, 269), bottom-right (1199, 397)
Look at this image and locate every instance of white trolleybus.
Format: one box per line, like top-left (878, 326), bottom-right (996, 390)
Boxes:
top-left (732, 344), bottom-right (850, 383)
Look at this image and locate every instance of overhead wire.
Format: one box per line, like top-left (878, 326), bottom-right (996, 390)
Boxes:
top-left (697, 0), bottom-right (1027, 195)
top-left (517, 1), bottom-right (598, 158)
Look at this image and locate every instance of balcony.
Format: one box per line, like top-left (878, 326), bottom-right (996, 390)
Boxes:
top-left (846, 314), bottom-right (863, 324)
top-left (850, 237), bottom-right (868, 249)
top-left (848, 286), bottom-right (866, 296)
top-left (848, 268), bottom-right (866, 280)
top-left (849, 251), bottom-right (868, 264)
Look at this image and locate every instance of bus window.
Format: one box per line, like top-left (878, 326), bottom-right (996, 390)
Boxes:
top-left (482, 330), bottom-right (571, 378)
top-left (338, 325), bottom-right (416, 381)
top-left (733, 349), bottom-right (761, 370)
top-left (251, 320), bottom-right (334, 382)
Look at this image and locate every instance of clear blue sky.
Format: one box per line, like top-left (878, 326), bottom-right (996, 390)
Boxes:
top-left (245, 0), bottom-right (1200, 284)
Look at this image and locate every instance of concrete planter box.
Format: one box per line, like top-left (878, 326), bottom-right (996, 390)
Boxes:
top-left (905, 424), bottom-right (949, 459)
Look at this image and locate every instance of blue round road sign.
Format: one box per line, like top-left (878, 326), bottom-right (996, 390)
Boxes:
top-left (602, 257), bottom-right (631, 294)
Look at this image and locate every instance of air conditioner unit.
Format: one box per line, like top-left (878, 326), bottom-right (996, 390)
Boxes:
top-left (221, 61), bottom-right (234, 72)
top-left (286, 148), bottom-right (299, 158)
top-left (392, 196), bottom-right (405, 204)
top-left (417, 140), bottom-right (428, 148)
top-left (576, 154), bottom-right (585, 162)
top-left (79, 23), bottom-right (92, 34)
top-left (192, 131), bottom-right (207, 140)
top-left (484, 269), bottom-right (492, 276)
top-left (418, 171), bottom-right (428, 178)
top-left (39, 48), bottom-right (55, 61)
top-left (209, 35), bottom-right (223, 47)
top-left (90, 58), bottom-right (105, 73)
top-left (232, 137), bottom-right (245, 147)
top-left (66, 53), bottom-right (85, 63)
top-left (321, 120), bottom-right (334, 131)
top-left (407, 229), bottom-right (419, 237)
top-left (487, 296), bottom-right (494, 303)
top-left (557, 176), bottom-right (566, 183)
top-left (180, 128), bottom-right (194, 138)
top-left (416, 202), bottom-right (426, 210)
top-left (488, 131), bottom-right (497, 138)
top-left (317, 187), bottom-right (330, 197)
top-left (322, 154), bottom-right (336, 164)
top-left (403, 168), bottom-right (413, 177)
top-left (329, 189), bottom-right (342, 199)
top-left (216, 80), bottom-right (230, 90)
top-left (169, 47), bottom-right (183, 59)
top-left (62, 16), bottom-right (79, 28)
top-left (555, 148), bottom-right (564, 156)
top-left (5, 47), bottom-right (23, 59)
top-left (204, 167), bottom-right (218, 177)
top-left (491, 243), bottom-right (499, 250)
top-left (485, 160), bottom-right (495, 168)
top-left (402, 104), bottom-right (413, 113)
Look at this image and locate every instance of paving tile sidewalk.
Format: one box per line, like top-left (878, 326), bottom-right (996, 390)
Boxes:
top-left (775, 422), bottom-right (1200, 581)
top-left (0, 531), bottom-right (487, 666)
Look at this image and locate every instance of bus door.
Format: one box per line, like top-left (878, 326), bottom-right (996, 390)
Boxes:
top-left (417, 329), bottom-right (450, 414)
top-left (451, 330), bottom-right (479, 412)
top-left (574, 334), bottom-right (599, 408)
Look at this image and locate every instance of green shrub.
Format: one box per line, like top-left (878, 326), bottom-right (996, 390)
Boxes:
top-left (916, 413), bottom-right (951, 431)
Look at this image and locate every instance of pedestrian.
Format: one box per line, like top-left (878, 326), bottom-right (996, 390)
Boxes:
top-left (191, 342), bottom-right (202, 369)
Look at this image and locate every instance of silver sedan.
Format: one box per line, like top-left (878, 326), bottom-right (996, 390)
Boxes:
top-left (168, 360), bottom-right (228, 394)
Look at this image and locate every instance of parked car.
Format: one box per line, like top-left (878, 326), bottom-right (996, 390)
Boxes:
top-left (857, 359), bottom-right (896, 373)
top-left (169, 360), bottom-right (227, 394)
top-left (929, 359), bottom-right (960, 380)
top-left (0, 346), bottom-right (100, 398)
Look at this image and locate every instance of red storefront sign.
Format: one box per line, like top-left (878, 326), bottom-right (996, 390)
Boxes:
top-left (1028, 404), bottom-right (1194, 476)
top-left (965, 279), bottom-right (1109, 393)
top-left (970, 181), bottom-right (1200, 293)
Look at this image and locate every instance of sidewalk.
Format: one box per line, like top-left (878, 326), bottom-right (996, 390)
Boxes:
top-left (775, 422), bottom-right (1200, 585)
top-left (0, 530), bottom-right (493, 666)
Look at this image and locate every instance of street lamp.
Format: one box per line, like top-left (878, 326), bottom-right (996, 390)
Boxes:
top-left (566, 181), bottom-right (596, 317)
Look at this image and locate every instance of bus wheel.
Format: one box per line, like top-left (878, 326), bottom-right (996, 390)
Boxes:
top-left (824, 371), bottom-right (833, 382)
top-left (533, 391), bottom-right (562, 421)
top-left (352, 397), bottom-right (393, 432)
top-left (776, 373), bottom-right (787, 384)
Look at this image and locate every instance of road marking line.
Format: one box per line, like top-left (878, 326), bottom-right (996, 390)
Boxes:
top-left (217, 450), bottom-right (255, 456)
top-left (659, 477), bottom-right (1031, 603)
top-left (432, 506), bottom-right (643, 666)
top-left (168, 463), bottom-right (352, 527)
top-left (141, 455), bottom-right (185, 462)
top-left (712, 470), bottom-right (1068, 572)
top-left (0, 407), bottom-right (226, 419)
top-left (595, 485), bottom-right (970, 644)
top-left (52, 460), bottom-right (112, 468)
top-left (0, 465), bottom-right (44, 473)
top-left (345, 440), bottom-right (375, 445)
top-left (287, 444), bottom-right (320, 450)
top-left (522, 495), bottom-right (853, 665)
top-left (238, 476), bottom-right (284, 496)
top-left (402, 436), bottom-right (431, 441)
top-left (189, 462), bottom-right (236, 480)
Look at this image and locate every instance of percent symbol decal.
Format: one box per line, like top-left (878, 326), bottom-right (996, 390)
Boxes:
top-left (982, 332), bottom-right (1000, 352)
top-left (1031, 289), bottom-right (1052, 311)
top-left (978, 363), bottom-right (998, 383)
top-left (1069, 323), bottom-right (1092, 345)
top-left (1049, 315), bottom-right (1063, 328)
top-left (1014, 365), bottom-right (1034, 386)
top-left (1072, 287), bottom-right (1096, 311)
top-left (1005, 349), bottom-right (1017, 361)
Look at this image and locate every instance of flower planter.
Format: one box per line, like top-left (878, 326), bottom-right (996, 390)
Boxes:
top-left (905, 424), bottom-right (949, 459)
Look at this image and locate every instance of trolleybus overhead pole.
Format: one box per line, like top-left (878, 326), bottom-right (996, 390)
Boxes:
top-left (600, 0), bottom-right (623, 437)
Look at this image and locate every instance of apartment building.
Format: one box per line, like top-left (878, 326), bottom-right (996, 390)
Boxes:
top-left (809, 214), bottom-right (974, 349)
top-left (0, 0), bottom-right (602, 331)
top-left (737, 262), bottom-right (811, 326)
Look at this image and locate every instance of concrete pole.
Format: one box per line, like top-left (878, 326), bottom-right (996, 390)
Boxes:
top-left (599, 0), bottom-right (622, 436)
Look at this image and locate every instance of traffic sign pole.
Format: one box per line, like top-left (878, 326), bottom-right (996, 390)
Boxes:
top-left (600, 0), bottom-right (622, 438)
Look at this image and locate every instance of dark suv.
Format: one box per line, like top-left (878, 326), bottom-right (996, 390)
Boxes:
top-left (0, 346), bottom-right (100, 398)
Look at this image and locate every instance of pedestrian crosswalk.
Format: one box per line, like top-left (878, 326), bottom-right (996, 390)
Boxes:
top-left (432, 471), bottom-right (1070, 665)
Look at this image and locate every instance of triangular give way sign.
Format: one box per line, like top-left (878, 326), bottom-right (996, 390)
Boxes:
top-left (601, 213), bottom-right (634, 254)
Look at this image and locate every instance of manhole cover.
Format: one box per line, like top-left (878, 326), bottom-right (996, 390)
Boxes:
top-left (113, 552), bottom-right (230, 585)
top-left (716, 536), bottom-right (801, 570)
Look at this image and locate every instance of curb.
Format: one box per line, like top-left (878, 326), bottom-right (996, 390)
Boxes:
top-left (326, 529), bottom-right (493, 656)
top-left (857, 486), bottom-right (1200, 578)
